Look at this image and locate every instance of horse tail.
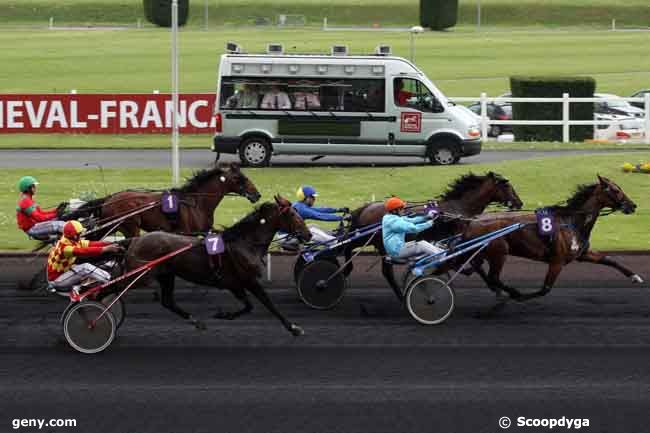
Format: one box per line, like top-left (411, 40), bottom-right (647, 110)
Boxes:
top-left (63, 196), bottom-right (108, 220)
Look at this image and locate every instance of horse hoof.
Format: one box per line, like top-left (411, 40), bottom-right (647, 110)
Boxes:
top-left (632, 274), bottom-right (644, 284)
top-left (290, 324), bottom-right (304, 337)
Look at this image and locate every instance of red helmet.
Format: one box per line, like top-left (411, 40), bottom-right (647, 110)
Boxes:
top-left (384, 197), bottom-right (406, 212)
top-left (63, 220), bottom-right (84, 239)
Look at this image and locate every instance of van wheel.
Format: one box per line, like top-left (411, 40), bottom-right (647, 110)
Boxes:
top-left (239, 137), bottom-right (271, 167)
top-left (489, 125), bottom-right (501, 137)
top-left (428, 141), bottom-right (459, 165)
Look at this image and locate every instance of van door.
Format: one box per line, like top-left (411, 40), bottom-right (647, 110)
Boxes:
top-left (389, 77), bottom-right (449, 156)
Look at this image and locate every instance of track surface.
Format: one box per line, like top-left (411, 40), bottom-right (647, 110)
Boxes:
top-left (2, 255), bottom-right (650, 432)
top-left (0, 149), bottom-right (643, 168)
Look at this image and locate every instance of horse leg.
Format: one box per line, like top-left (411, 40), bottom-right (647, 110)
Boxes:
top-left (381, 258), bottom-right (403, 301)
top-left (343, 246), bottom-right (354, 277)
top-left (158, 274), bottom-right (206, 330)
top-left (520, 262), bottom-right (563, 301)
top-left (214, 287), bottom-right (253, 319)
top-left (484, 241), bottom-right (523, 300)
top-left (577, 250), bottom-right (644, 283)
top-left (246, 281), bottom-right (303, 337)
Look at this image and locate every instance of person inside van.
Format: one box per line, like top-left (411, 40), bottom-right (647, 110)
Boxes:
top-left (394, 78), bottom-right (415, 107)
top-left (226, 83), bottom-right (260, 109)
top-left (261, 85), bottom-right (292, 110)
top-left (293, 89), bottom-right (321, 110)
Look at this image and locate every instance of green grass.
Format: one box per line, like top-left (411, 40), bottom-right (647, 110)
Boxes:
top-left (2, 0), bottom-right (649, 28)
top-left (3, 153), bottom-right (650, 250)
top-left (0, 134), bottom-right (648, 151)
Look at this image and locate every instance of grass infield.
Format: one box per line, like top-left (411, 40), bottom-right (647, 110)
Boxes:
top-left (2, 152), bottom-right (649, 250)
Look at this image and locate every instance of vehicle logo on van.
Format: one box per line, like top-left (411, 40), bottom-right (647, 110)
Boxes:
top-left (400, 112), bottom-right (421, 133)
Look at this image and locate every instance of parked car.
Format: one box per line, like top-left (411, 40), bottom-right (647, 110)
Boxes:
top-left (467, 102), bottom-right (513, 137)
top-left (594, 113), bottom-right (645, 142)
top-left (594, 93), bottom-right (645, 118)
top-left (630, 89), bottom-right (650, 109)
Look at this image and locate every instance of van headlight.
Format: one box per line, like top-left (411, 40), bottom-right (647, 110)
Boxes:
top-left (468, 127), bottom-right (481, 138)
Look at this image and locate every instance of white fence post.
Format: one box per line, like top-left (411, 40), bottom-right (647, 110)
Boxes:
top-left (266, 252), bottom-right (272, 281)
top-left (562, 93), bottom-right (570, 143)
top-left (480, 92), bottom-right (488, 139)
top-left (643, 93), bottom-right (650, 144)
top-left (49, 17), bottom-right (54, 29)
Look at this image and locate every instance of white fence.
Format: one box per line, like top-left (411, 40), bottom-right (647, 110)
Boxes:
top-left (451, 93), bottom-right (650, 144)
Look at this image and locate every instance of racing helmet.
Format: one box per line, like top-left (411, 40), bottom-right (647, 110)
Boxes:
top-left (296, 185), bottom-right (318, 201)
top-left (384, 197), bottom-right (406, 212)
top-left (18, 176), bottom-right (39, 193)
top-left (63, 220), bottom-right (84, 239)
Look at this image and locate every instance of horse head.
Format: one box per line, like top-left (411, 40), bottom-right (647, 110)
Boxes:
top-left (220, 162), bottom-right (261, 203)
top-left (487, 172), bottom-right (523, 210)
top-left (597, 175), bottom-right (636, 214)
top-left (274, 194), bottom-right (312, 242)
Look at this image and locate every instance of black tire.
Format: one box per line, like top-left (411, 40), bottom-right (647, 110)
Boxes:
top-left (405, 276), bottom-right (455, 325)
top-left (63, 301), bottom-right (116, 354)
top-left (297, 259), bottom-right (346, 310)
top-left (293, 256), bottom-right (339, 285)
top-left (428, 140), bottom-right (460, 165)
top-left (239, 137), bottom-right (272, 167)
top-left (97, 293), bottom-right (126, 329)
top-left (489, 125), bottom-right (501, 137)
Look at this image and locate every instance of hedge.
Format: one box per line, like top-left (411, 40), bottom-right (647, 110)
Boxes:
top-left (420, 0), bottom-right (459, 31)
top-left (143, 0), bottom-right (189, 27)
top-left (510, 76), bottom-right (596, 142)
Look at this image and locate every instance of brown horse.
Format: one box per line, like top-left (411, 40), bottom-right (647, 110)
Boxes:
top-left (344, 172), bottom-right (523, 296)
top-left (123, 195), bottom-right (312, 335)
top-left (466, 175), bottom-right (643, 302)
top-left (67, 162), bottom-right (261, 238)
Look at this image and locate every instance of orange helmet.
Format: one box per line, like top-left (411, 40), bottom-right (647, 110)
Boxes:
top-left (384, 197), bottom-right (406, 212)
top-left (63, 220), bottom-right (84, 239)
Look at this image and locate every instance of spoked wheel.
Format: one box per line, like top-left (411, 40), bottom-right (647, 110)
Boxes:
top-left (405, 276), bottom-right (455, 325)
top-left (97, 292), bottom-right (126, 329)
top-left (293, 256), bottom-right (308, 285)
top-left (63, 301), bottom-right (116, 354)
top-left (297, 259), bottom-right (346, 310)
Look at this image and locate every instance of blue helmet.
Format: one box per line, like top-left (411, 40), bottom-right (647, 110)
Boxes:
top-left (296, 185), bottom-right (318, 200)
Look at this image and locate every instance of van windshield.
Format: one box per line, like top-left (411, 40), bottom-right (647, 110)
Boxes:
top-left (219, 77), bottom-right (385, 112)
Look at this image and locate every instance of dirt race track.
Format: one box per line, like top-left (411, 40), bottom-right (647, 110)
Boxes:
top-left (2, 254), bottom-right (650, 433)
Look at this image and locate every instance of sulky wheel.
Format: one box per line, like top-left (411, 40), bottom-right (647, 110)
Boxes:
top-left (63, 301), bottom-right (116, 354)
top-left (405, 276), bottom-right (455, 325)
top-left (97, 292), bottom-right (126, 329)
top-left (297, 259), bottom-right (346, 310)
top-left (293, 256), bottom-right (308, 285)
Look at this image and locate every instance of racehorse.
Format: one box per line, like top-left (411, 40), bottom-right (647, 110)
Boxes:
top-left (465, 175), bottom-right (643, 302)
top-left (345, 172), bottom-right (523, 296)
top-left (123, 195), bottom-right (312, 335)
top-left (66, 162), bottom-right (261, 239)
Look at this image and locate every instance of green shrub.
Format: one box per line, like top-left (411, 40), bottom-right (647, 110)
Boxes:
top-left (510, 76), bottom-right (596, 142)
top-left (143, 0), bottom-right (189, 27)
top-left (420, 0), bottom-right (458, 31)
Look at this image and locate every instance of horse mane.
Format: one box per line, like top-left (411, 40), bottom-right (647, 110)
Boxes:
top-left (438, 172), bottom-right (504, 201)
top-left (550, 183), bottom-right (599, 212)
top-left (178, 166), bottom-right (226, 193)
top-left (222, 202), bottom-right (276, 242)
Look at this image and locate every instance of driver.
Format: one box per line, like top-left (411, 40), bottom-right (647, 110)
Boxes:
top-left (16, 176), bottom-right (65, 239)
top-left (47, 220), bottom-right (122, 293)
top-left (382, 197), bottom-right (444, 260)
top-left (293, 185), bottom-right (350, 244)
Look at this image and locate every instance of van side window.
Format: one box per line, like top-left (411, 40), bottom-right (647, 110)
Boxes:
top-left (220, 77), bottom-right (385, 113)
top-left (393, 78), bottom-right (443, 113)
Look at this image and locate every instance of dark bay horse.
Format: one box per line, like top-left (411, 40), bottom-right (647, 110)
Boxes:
top-left (345, 172), bottom-right (523, 295)
top-left (123, 195), bottom-right (312, 335)
top-left (465, 175), bottom-right (643, 302)
top-left (67, 162), bottom-right (261, 238)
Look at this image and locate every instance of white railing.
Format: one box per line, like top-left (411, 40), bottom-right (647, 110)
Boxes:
top-left (451, 93), bottom-right (650, 144)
